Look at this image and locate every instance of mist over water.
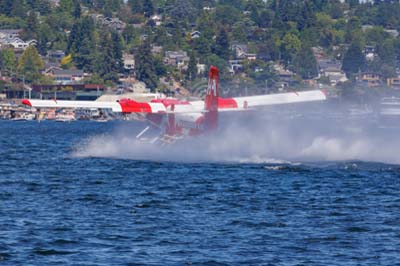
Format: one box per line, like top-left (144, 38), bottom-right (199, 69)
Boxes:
top-left (73, 103), bottom-right (400, 165)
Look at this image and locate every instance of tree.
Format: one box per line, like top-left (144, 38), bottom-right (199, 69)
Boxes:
top-left (128, 0), bottom-right (143, 14)
top-left (135, 39), bottom-right (158, 91)
top-left (0, 0), bottom-right (14, 16)
top-left (11, 0), bottom-right (27, 18)
top-left (58, 0), bottom-right (74, 15)
top-left (17, 46), bottom-right (44, 83)
top-left (193, 36), bottom-right (212, 57)
top-left (67, 17), bottom-right (95, 55)
top-left (143, 0), bottom-right (154, 17)
top-left (0, 49), bottom-right (16, 75)
top-left (186, 51), bottom-right (197, 81)
top-left (167, 0), bottom-right (196, 26)
top-left (111, 31), bottom-right (124, 73)
top-left (293, 44), bottom-right (318, 79)
top-left (23, 11), bottom-right (39, 39)
top-left (93, 32), bottom-right (120, 82)
top-left (280, 32), bottom-right (302, 65)
top-left (60, 54), bottom-right (73, 69)
top-left (36, 22), bottom-right (55, 55)
top-left (214, 27), bottom-right (230, 61)
top-left (73, 0), bottom-right (81, 19)
top-left (214, 5), bottom-right (241, 25)
top-left (342, 42), bottom-right (366, 79)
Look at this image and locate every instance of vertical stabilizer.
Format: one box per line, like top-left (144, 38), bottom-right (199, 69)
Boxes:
top-left (204, 66), bottom-right (219, 131)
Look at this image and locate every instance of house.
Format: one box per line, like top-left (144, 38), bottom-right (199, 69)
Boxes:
top-left (228, 59), bottom-right (243, 75)
top-left (274, 64), bottom-right (295, 88)
top-left (90, 14), bottom-right (126, 32)
top-left (245, 53), bottom-right (257, 61)
top-left (231, 44), bottom-right (248, 59)
top-left (385, 29), bottom-right (399, 38)
top-left (47, 50), bottom-right (65, 62)
top-left (318, 59), bottom-right (348, 86)
top-left (42, 62), bottom-right (62, 75)
top-left (48, 69), bottom-right (84, 85)
top-left (0, 37), bottom-right (37, 50)
top-left (123, 54), bottom-right (135, 71)
top-left (0, 29), bottom-right (21, 39)
top-left (104, 18), bottom-right (126, 32)
top-left (203, 7), bottom-right (215, 11)
top-left (190, 31), bottom-right (201, 40)
top-left (48, 0), bottom-right (60, 7)
top-left (358, 72), bottom-right (382, 88)
top-left (164, 51), bottom-right (189, 68)
top-left (364, 45), bottom-right (376, 61)
top-left (151, 14), bottom-right (162, 26)
top-left (197, 64), bottom-right (206, 75)
top-left (387, 77), bottom-right (400, 89)
top-left (151, 45), bottom-right (163, 55)
top-left (312, 46), bottom-right (325, 60)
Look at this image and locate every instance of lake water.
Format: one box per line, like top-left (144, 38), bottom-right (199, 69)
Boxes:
top-left (1, 120), bottom-right (400, 265)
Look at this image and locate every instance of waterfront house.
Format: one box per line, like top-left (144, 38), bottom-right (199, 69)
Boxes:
top-left (387, 77), bottom-right (400, 89)
top-left (358, 72), bottom-right (382, 88)
top-left (318, 59), bottom-right (348, 86)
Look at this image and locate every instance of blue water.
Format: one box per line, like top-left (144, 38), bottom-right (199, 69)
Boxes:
top-left (1, 121), bottom-right (400, 265)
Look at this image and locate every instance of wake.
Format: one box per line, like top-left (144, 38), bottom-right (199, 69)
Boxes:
top-left (72, 114), bottom-right (400, 165)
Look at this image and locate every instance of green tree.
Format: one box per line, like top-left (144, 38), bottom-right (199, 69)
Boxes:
top-left (67, 17), bottom-right (95, 55)
top-left (93, 32), bottom-right (120, 82)
top-left (11, 0), bottom-right (27, 18)
top-left (0, 0), bottom-right (14, 16)
top-left (135, 39), bottom-right (158, 91)
top-left (58, 0), bottom-right (74, 15)
top-left (36, 22), bottom-right (57, 55)
top-left (0, 49), bottom-right (17, 75)
top-left (293, 44), bottom-right (318, 79)
top-left (128, 0), bottom-right (143, 14)
top-left (111, 31), bottom-right (124, 73)
top-left (73, 0), bottom-right (81, 18)
top-left (280, 32), bottom-right (302, 65)
top-left (214, 27), bottom-right (230, 60)
top-left (143, 0), bottom-right (154, 17)
top-left (342, 42), bottom-right (366, 79)
top-left (17, 46), bottom-right (44, 83)
top-left (214, 5), bottom-right (241, 25)
top-left (186, 51), bottom-right (197, 81)
top-left (23, 11), bottom-right (39, 40)
top-left (193, 36), bottom-right (212, 57)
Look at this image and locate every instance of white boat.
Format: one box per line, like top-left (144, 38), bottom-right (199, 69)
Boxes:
top-left (55, 111), bottom-right (76, 122)
top-left (11, 112), bottom-right (36, 121)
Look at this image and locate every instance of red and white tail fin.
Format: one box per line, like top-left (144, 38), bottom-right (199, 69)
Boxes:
top-left (204, 66), bottom-right (219, 131)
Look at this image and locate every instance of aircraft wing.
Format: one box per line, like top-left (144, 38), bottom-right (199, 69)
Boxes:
top-left (216, 90), bottom-right (327, 110)
top-left (22, 98), bottom-right (167, 113)
top-left (22, 90), bottom-right (326, 114)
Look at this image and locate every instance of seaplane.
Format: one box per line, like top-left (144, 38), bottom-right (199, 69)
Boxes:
top-left (22, 66), bottom-right (327, 145)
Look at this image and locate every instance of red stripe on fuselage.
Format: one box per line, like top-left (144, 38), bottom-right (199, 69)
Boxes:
top-left (119, 99), bottom-right (152, 113)
top-left (218, 97), bottom-right (238, 109)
